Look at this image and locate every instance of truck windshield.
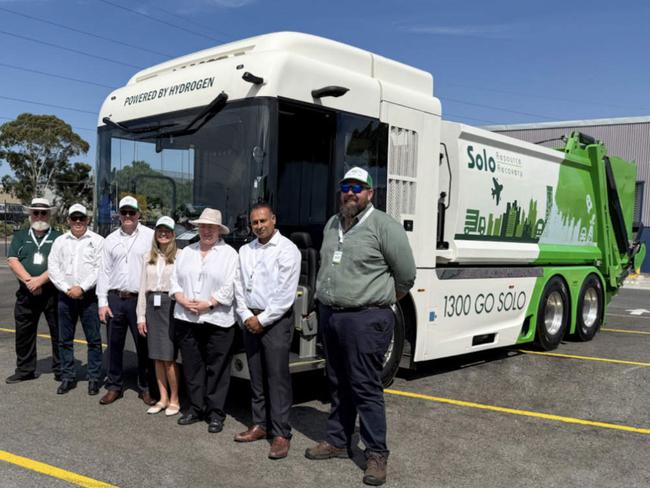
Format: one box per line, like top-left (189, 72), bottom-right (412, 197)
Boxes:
top-left (95, 98), bottom-right (272, 240)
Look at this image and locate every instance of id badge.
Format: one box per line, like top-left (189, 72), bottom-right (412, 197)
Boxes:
top-left (33, 252), bottom-right (44, 265)
top-left (332, 250), bottom-right (343, 264)
top-left (153, 294), bottom-right (162, 307)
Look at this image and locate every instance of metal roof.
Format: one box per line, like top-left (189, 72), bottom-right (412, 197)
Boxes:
top-left (485, 115), bottom-right (650, 132)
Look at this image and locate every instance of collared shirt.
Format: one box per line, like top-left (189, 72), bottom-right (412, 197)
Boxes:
top-left (136, 251), bottom-right (180, 323)
top-left (8, 228), bottom-right (61, 276)
top-left (96, 223), bottom-right (155, 307)
top-left (169, 240), bottom-right (238, 327)
top-left (315, 204), bottom-right (416, 308)
top-left (48, 229), bottom-right (104, 293)
top-left (235, 230), bottom-right (301, 327)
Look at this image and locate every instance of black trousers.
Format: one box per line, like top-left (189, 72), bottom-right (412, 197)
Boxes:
top-left (319, 304), bottom-right (394, 456)
top-left (175, 320), bottom-right (235, 421)
top-left (243, 310), bottom-right (293, 438)
top-left (13, 283), bottom-right (60, 376)
top-left (106, 293), bottom-right (151, 392)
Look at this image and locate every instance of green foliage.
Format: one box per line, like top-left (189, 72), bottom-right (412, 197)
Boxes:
top-left (113, 160), bottom-right (192, 222)
top-left (53, 162), bottom-right (94, 221)
top-left (0, 113), bottom-right (90, 211)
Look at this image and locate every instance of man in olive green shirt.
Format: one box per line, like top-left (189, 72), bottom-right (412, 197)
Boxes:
top-left (305, 167), bottom-right (416, 486)
top-left (6, 198), bottom-right (61, 384)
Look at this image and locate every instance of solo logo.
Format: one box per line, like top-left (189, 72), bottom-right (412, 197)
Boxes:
top-left (467, 145), bottom-right (496, 172)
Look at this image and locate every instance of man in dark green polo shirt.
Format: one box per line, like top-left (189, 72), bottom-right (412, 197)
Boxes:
top-left (5, 197), bottom-right (62, 384)
top-left (305, 167), bottom-right (416, 486)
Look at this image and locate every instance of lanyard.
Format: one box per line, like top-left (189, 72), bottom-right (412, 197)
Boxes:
top-left (121, 226), bottom-right (139, 264)
top-left (337, 206), bottom-right (374, 246)
top-left (29, 228), bottom-right (51, 252)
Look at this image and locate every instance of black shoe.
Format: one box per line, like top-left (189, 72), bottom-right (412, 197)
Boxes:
top-left (207, 417), bottom-right (224, 433)
top-left (88, 380), bottom-right (101, 396)
top-left (5, 372), bottom-right (37, 384)
top-left (57, 379), bottom-right (77, 395)
top-left (54, 372), bottom-right (62, 382)
top-left (178, 413), bottom-right (203, 426)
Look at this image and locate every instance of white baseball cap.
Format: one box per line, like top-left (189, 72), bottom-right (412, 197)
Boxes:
top-left (155, 216), bottom-right (175, 231)
top-left (68, 203), bottom-right (88, 216)
top-left (339, 166), bottom-right (374, 188)
top-left (119, 195), bottom-right (139, 210)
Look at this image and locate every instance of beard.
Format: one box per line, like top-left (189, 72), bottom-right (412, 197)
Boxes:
top-left (30, 220), bottom-right (50, 232)
top-left (340, 195), bottom-right (369, 220)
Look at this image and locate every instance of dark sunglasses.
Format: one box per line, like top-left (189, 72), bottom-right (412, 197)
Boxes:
top-left (31, 210), bottom-right (48, 217)
top-left (120, 210), bottom-right (137, 217)
top-left (70, 215), bottom-right (87, 222)
top-left (340, 183), bottom-right (368, 194)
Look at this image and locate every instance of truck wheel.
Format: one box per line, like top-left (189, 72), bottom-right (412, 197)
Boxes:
top-left (381, 304), bottom-right (405, 387)
top-left (575, 274), bottom-right (603, 342)
top-left (536, 277), bottom-right (569, 350)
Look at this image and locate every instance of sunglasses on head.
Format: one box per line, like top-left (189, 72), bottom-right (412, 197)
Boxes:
top-left (340, 183), bottom-right (368, 194)
top-left (70, 215), bottom-right (87, 222)
top-left (120, 210), bottom-right (137, 217)
top-left (32, 210), bottom-right (48, 217)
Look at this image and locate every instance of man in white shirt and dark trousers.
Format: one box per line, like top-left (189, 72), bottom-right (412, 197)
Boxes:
top-left (48, 204), bottom-right (104, 395)
top-left (96, 196), bottom-right (156, 406)
top-left (235, 203), bottom-right (301, 460)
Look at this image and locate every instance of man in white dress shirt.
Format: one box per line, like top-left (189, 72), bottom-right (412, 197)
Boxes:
top-left (96, 196), bottom-right (155, 405)
top-left (235, 203), bottom-right (301, 460)
top-left (48, 204), bottom-right (104, 395)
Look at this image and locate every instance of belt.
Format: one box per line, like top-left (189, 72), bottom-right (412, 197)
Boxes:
top-left (250, 308), bottom-right (264, 316)
top-left (109, 289), bottom-right (138, 299)
top-left (328, 305), bottom-right (391, 313)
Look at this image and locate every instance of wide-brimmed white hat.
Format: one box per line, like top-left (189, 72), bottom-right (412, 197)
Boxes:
top-left (24, 197), bottom-right (54, 212)
top-left (189, 208), bottom-right (230, 235)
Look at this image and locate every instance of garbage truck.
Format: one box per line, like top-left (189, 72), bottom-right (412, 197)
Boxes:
top-left (95, 32), bottom-right (645, 385)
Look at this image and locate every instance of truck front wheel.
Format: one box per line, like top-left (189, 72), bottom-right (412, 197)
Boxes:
top-left (536, 277), bottom-right (569, 350)
top-left (381, 304), bottom-right (405, 387)
top-left (575, 274), bottom-right (603, 341)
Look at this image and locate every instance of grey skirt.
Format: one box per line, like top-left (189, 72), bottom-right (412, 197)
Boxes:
top-left (145, 293), bottom-right (177, 361)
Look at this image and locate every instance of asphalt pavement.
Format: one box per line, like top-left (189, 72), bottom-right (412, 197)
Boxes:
top-left (1, 267), bottom-right (649, 488)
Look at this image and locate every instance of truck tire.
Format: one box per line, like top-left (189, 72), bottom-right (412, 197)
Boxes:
top-left (536, 277), bottom-right (569, 350)
top-left (381, 304), bottom-right (405, 387)
top-left (575, 274), bottom-right (603, 342)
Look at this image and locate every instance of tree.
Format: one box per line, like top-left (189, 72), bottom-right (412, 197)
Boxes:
top-left (52, 162), bottom-right (94, 221)
top-left (0, 113), bottom-right (90, 203)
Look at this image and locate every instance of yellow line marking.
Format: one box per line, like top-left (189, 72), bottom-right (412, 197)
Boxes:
top-left (0, 327), bottom-right (106, 347)
top-left (517, 349), bottom-right (650, 367)
top-left (384, 389), bottom-right (650, 435)
top-left (602, 328), bottom-right (650, 335)
top-left (0, 449), bottom-right (117, 488)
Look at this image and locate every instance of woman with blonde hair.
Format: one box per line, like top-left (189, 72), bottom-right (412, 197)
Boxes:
top-left (137, 216), bottom-right (181, 415)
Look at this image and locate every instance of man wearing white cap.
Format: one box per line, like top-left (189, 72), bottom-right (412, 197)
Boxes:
top-left (96, 195), bottom-right (155, 405)
top-left (48, 204), bottom-right (105, 395)
top-left (5, 197), bottom-right (61, 384)
top-left (306, 167), bottom-right (416, 486)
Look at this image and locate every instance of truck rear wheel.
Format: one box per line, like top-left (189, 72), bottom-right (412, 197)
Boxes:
top-left (536, 277), bottom-right (569, 350)
top-left (381, 304), bottom-right (405, 387)
top-left (575, 274), bottom-right (603, 341)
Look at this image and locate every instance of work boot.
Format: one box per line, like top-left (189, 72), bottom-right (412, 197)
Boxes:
top-left (304, 441), bottom-right (350, 460)
top-left (363, 452), bottom-right (388, 486)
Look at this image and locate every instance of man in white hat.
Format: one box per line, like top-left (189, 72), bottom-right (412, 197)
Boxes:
top-left (305, 167), bottom-right (416, 486)
top-left (96, 196), bottom-right (156, 405)
top-left (5, 197), bottom-right (61, 384)
top-left (48, 204), bottom-right (105, 395)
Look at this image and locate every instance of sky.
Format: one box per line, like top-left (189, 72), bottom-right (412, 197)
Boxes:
top-left (1, 0), bottom-right (649, 179)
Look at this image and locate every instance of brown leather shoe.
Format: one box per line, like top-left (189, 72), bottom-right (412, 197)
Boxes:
top-left (139, 390), bottom-right (157, 406)
top-left (234, 425), bottom-right (268, 442)
top-left (363, 452), bottom-right (387, 486)
top-left (99, 390), bottom-right (123, 405)
top-left (268, 436), bottom-right (290, 460)
top-left (304, 441), bottom-right (350, 460)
